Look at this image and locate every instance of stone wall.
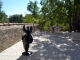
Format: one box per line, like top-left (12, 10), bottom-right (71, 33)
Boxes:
top-left (0, 24), bottom-right (39, 52)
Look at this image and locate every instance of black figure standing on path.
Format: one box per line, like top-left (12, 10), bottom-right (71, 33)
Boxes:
top-left (22, 25), bottom-right (33, 55)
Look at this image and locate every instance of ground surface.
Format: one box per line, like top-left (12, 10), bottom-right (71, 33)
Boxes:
top-left (0, 31), bottom-right (80, 60)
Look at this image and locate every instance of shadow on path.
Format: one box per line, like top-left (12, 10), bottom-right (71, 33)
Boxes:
top-left (17, 31), bottom-right (80, 60)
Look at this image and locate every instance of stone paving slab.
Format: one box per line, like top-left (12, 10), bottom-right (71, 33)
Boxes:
top-left (0, 31), bottom-right (80, 60)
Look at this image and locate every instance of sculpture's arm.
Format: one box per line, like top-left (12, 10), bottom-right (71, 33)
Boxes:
top-left (23, 25), bottom-right (26, 32)
top-left (30, 26), bottom-right (33, 33)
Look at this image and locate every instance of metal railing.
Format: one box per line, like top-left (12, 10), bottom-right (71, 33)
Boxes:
top-left (39, 27), bottom-right (52, 31)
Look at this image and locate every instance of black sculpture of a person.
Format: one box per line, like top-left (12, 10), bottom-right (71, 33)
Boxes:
top-left (22, 25), bottom-right (33, 55)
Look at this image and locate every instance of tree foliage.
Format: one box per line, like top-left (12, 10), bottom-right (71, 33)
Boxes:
top-left (0, 1), bottom-right (9, 22)
top-left (39, 0), bottom-right (80, 30)
top-left (9, 14), bottom-right (24, 23)
top-left (27, 1), bottom-right (39, 18)
top-left (40, 0), bottom-right (68, 29)
top-left (24, 14), bottom-right (39, 23)
top-left (0, 0), bottom-right (2, 11)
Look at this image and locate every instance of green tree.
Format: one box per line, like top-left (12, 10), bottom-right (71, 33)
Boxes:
top-left (0, 0), bottom-right (2, 12)
top-left (40, 0), bottom-right (68, 27)
top-left (27, 1), bottom-right (39, 18)
top-left (24, 14), bottom-right (39, 23)
top-left (9, 14), bottom-right (23, 23)
top-left (72, 0), bottom-right (80, 31)
top-left (40, 0), bottom-right (76, 30)
top-left (0, 0), bottom-right (9, 22)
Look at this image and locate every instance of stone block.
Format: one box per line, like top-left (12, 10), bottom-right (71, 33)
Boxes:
top-left (71, 32), bottom-right (80, 41)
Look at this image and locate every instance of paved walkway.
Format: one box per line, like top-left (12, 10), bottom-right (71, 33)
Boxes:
top-left (0, 31), bottom-right (80, 60)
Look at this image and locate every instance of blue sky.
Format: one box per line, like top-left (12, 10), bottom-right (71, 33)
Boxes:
top-left (2, 0), bottom-right (41, 16)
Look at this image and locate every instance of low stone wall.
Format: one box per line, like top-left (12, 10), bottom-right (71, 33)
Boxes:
top-left (0, 24), bottom-right (39, 52)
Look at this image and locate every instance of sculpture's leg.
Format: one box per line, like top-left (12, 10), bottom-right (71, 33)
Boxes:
top-left (25, 43), bottom-right (29, 53)
top-left (22, 43), bottom-right (32, 56)
top-left (22, 43), bottom-right (29, 56)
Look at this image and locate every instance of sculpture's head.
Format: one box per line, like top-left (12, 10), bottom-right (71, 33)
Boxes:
top-left (27, 26), bottom-right (29, 30)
